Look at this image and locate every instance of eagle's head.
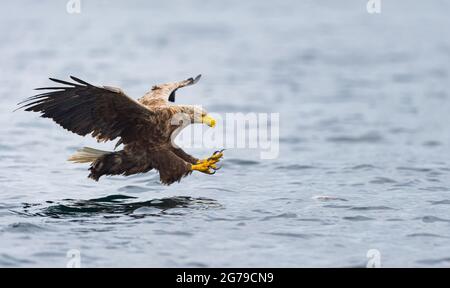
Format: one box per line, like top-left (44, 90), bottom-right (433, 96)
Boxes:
top-left (178, 105), bottom-right (216, 128)
top-left (198, 108), bottom-right (216, 128)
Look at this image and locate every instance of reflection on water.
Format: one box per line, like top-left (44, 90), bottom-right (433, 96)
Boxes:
top-left (20, 195), bottom-right (221, 218)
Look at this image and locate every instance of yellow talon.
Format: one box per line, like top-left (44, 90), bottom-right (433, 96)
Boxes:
top-left (191, 152), bottom-right (223, 174)
top-left (191, 162), bottom-right (210, 173)
top-left (191, 162), bottom-right (215, 174)
top-left (197, 149), bottom-right (225, 165)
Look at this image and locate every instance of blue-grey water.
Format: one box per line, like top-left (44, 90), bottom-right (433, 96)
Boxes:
top-left (0, 0), bottom-right (449, 267)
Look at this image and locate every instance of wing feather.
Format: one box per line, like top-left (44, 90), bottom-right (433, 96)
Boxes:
top-left (18, 76), bottom-right (157, 144)
top-left (139, 74), bottom-right (201, 105)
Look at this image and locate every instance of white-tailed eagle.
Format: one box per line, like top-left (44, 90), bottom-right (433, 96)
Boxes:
top-left (18, 75), bottom-right (223, 185)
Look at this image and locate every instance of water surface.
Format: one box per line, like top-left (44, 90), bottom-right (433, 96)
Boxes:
top-left (0, 0), bottom-right (449, 267)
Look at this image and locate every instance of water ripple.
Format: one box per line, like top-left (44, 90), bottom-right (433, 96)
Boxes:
top-left (0, 253), bottom-right (35, 266)
top-left (226, 159), bottom-right (260, 166)
top-left (407, 233), bottom-right (449, 239)
top-left (276, 164), bottom-right (316, 170)
top-left (369, 177), bottom-right (397, 184)
top-left (263, 232), bottom-right (323, 239)
top-left (1, 222), bottom-right (48, 233)
top-left (349, 164), bottom-right (378, 170)
top-left (343, 216), bottom-right (374, 221)
top-left (430, 200), bottom-right (450, 205)
top-left (117, 185), bottom-right (151, 193)
top-left (349, 206), bottom-right (394, 211)
top-left (417, 257), bottom-right (450, 265)
top-left (312, 195), bottom-right (348, 202)
top-left (261, 212), bottom-right (297, 221)
top-left (419, 216), bottom-right (450, 223)
top-left (326, 132), bottom-right (383, 143)
top-left (397, 167), bottom-right (433, 173)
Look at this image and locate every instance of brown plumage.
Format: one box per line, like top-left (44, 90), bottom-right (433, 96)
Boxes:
top-left (18, 75), bottom-right (223, 185)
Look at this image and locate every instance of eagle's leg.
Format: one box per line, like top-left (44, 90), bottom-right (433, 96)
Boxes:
top-left (197, 149), bottom-right (224, 165)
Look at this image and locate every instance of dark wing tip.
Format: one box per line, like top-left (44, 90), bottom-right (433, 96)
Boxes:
top-left (70, 76), bottom-right (93, 86)
top-left (193, 74), bottom-right (201, 84)
top-left (34, 87), bottom-right (67, 91)
top-left (168, 91), bottom-right (176, 102)
top-left (17, 76), bottom-right (87, 112)
top-left (184, 74), bottom-right (201, 86)
top-left (48, 77), bottom-right (78, 86)
top-left (13, 105), bottom-right (23, 112)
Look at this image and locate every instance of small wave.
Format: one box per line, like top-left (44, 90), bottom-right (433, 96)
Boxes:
top-left (326, 132), bottom-right (383, 143)
top-left (89, 194), bottom-right (136, 202)
top-left (392, 180), bottom-right (420, 187)
top-left (289, 181), bottom-right (302, 185)
top-left (0, 203), bottom-right (17, 210)
top-left (277, 164), bottom-right (316, 170)
top-left (263, 232), bottom-right (322, 239)
top-left (205, 215), bottom-right (255, 222)
top-left (279, 136), bottom-right (306, 144)
top-left (407, 233), bottom-right (449, 238)
top-left (323, 204), bottom-right (353, 209)
top-left (297, 218), bottom-right (323, 222)
top-left (0, 253), bottom-right (35, 266)
top-left (397, 167), bottom-right (433, 173)
top-left (312, 195), bottom-right (348, 202)
top-left (261, 212), bottom-right (297, 221)
top-left (369, 177), bottom-right (397, 184)
top-left (226, 159), bottom-right (260, 166)
top-left (153, 230), bottom-right (194, 237)
top-left (184, 262), bottom-right (209, 268)
top-left (350, 164), bottom-right (378, 170)
top-left (349, 206), bottom-right (394, 211)
top-left (420, 187), bottom-right (450, 192)
top-left (416, 257), bottom-right (450, 265)
top-left (343, 216), bottom-right (374, 221)
top-left (1, 222), bottom-right (48, 233)
top-left (117, 185), bottom-right (150, 193)
top-left (131, 206), bottom-right (162, 216)
top-left (201, 186), bottom-right (235, 193)
top-left (430, 200), bottom-right (450, 205)
top-left (386, 218), bottom-right (404, 221)
top-left (389, 127), bottom-right (416, 134)
top-left (423, 140), bottom-right (441, 147)
top-left (420, 216), bottom-right (450, 223)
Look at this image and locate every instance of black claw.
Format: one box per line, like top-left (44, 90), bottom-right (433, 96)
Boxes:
top-left (211, 165), bottom-right (221, 171)
top-left (213, 149), bottom-right (226, 155)
top-left (207, 156), bottom-right (222, 162)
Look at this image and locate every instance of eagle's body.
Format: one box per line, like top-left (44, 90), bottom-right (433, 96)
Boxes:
top-left (18, 75), bottom-right (223, 185)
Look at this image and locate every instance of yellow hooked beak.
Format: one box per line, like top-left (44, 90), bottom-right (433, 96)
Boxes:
top-left (201, 114), bottom-right (216, 128)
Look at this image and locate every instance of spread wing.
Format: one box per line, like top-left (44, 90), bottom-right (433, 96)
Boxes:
top-left (18, 76), bottom-right (157, 144)
top-left (167, 74), bottom-right (201, 102)
top-left (139, 74), bottom-right (201, 106)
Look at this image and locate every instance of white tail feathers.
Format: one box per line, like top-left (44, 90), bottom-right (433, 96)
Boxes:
top-left (68, 147), bottom-right (110, 163)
